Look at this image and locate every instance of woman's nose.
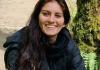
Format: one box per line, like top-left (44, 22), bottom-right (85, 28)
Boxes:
top-left (49, 15), bottom-right (55, 23)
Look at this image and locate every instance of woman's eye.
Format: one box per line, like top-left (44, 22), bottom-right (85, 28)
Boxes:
top-left (55, 14), bottom-right (62, 18)
top-left (42, 12), bottom-right (49, 16)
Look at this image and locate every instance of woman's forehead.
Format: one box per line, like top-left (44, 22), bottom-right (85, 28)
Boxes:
top-left (41, 1), bottom-right (63, 13)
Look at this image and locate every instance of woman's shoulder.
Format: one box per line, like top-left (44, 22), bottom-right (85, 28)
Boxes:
top-left (62, 28), bottom-right (80, 56)
top-left (3, 26), bottom-right (28, 48)
top-left (62, 28), bottom-right (78, 52)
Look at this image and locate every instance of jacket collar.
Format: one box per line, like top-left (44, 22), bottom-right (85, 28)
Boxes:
top-left (41, 27), bottom-right (71, 59)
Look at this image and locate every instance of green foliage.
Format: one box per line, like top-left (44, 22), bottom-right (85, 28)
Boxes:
top-left (69, 0), bottom-right (100, 70)
top-left (81, 52), bottom-right (100, 70)
top-left (78, 41), bottom-right (96, 53)
top-left (73, 0), bottom-right (100, 53)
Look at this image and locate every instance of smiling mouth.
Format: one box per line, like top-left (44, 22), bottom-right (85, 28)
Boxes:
top-left (45, 25), bottom-right (57, 28)
top-left (47, 26), bottom-right (55, 28)
top-left (46, 26), bottom-right (57, 30)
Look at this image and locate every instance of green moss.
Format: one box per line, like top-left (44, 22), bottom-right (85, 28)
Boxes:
top-left (72, 0), bottom-right (100, 53)
top-left (70, 0), bottom-right (100, 69)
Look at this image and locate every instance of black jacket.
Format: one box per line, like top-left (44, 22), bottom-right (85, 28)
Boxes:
top-left (3, 27), bottom-right (86, 70)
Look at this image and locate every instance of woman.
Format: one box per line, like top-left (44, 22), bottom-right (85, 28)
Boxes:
top-left (3, 0), bottom-right (86, 70)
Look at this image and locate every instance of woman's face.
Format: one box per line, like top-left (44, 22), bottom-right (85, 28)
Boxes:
top-left (39, 1), bottom-right (65, 38)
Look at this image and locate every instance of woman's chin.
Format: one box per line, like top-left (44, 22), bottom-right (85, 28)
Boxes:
top-left (44, 32), bottom-right (58, 37)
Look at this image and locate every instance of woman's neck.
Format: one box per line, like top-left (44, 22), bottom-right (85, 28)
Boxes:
top-left (48, 35), bottom-right (58, 44)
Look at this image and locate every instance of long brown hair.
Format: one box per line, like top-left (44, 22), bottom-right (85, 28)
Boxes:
top-left (19, 0), bottom-right (70, 70)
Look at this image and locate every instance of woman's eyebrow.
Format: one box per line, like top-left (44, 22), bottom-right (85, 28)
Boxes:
top-left (41, 10), bottom-right (63, 14)
top-left (55, 12), bottom-right (63, 15)
top-left (41, 10), bottom-right (49, 12)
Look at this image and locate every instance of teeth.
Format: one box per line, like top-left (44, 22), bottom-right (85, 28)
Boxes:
top-left (45, 25), bottom-right (55, 27)
top-left (47, 26), bottom-right (55, 28)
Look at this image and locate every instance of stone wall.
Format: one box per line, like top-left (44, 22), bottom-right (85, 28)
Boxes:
top-left (0, 0), bottom-right (38, 32)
